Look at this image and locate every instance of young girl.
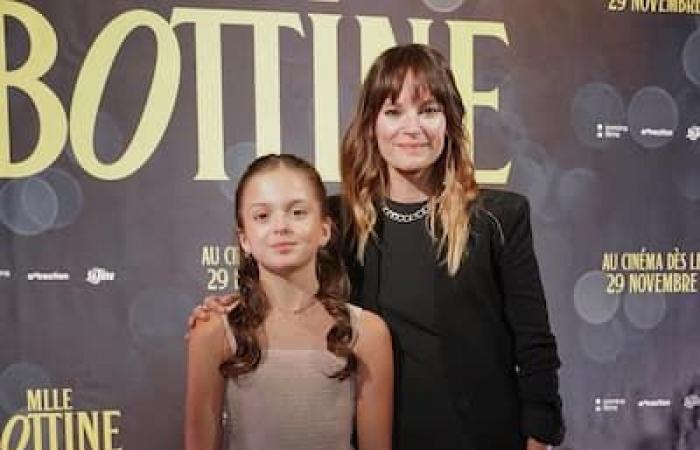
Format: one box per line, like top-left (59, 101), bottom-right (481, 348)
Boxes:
top-left (185, 154), bottom-right (393, 450)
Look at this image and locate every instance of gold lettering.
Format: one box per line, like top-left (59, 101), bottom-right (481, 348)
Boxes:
top-left (44, 413), bottom-right (61, 450)
top-left (309, 14), bottom-right (341, 182)
top-left (171, 9), bottom-right (304, 179)
top-left (30, 412), bottom-right (44, 449)
top-left (77, 411), bottom-right (100, 450)
top-left (70, 9), bottom-right (180, 180)
top-left (356, 16), bottom-right (396, 80)
top-left (63, 388), bottom-right (73, 410)
top-left (408, 18), bottom-right (432, 46)
top-left (65, 411), bottom-right (74, 450)
top-left (102, 410), bottom-right (122, 450)
top-left (0, 0), bottom-right (67, 178)
top-left (355, 16), bottom-right (431, 80)
top-left (631, 0), bottom-right (646, 11)
top-left (1, 415), bottom-right (31, 450)
top-left (27, 389), bottom-right (42, 411)
top-left (446, 20), bottom-right (511, 185)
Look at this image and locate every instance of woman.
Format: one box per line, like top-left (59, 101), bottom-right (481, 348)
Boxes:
top-left (336, 44), bottom-right (563, 450)
top-left (185, 154), bottom-right (392, 450)
top-left (193, 44), bottom-right (563, 450)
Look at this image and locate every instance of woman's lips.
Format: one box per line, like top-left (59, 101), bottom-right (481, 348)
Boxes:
top-left (395, 143), bottom-right (428, 150)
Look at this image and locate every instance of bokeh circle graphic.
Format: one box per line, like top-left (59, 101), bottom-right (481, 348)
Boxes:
top-left (578, 319), bottom-right (625, 364)
top-left (623, 292), bottom-right (667, 331)
top-left (0, 177), bottom-right (59, 235)
top-left (573, 270), bottom-right (621, 325)
top-left (570, 82), bottom-right (626, 149)
top-left (38, 168), bottom-right (85, 229)
top-left (0, 362), bottom-right (52, 413)
top-left (422, 0), bottom-right (464, 13)
top-left (682, 28), bottom-right (700, 87)
top-left (627, 86), bottom-right (678, 149)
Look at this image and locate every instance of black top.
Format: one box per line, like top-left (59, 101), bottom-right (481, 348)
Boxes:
top-left (377, 200), bottom-right (472, 450)
top-left (331, 190), bottom-right (564, 450)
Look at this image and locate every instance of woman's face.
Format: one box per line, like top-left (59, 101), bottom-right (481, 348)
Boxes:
top-left (237, 167), bottom-right (330, 276)
top-left (374, 71), bottom-right (447, 188)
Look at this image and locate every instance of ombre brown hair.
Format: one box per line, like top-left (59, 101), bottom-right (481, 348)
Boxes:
top-left (221, 154), bottom-right (357, 380)
top-left (340, 44), bottom-right (479, 275)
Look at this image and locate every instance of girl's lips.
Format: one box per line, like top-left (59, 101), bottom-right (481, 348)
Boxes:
top-left (271, 242), bottom-right (296, 251)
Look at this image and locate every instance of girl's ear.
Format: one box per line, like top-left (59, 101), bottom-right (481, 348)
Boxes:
top-left (238, 228), bottom-right (251, 255)
top-left (319, 216), bottom-right (331, 247)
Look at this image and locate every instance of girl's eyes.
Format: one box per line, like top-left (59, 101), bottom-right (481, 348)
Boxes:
top-left (251, 209), bottom-right (308, 221)
top-left (383, 107), bottom-right (401, 116)
top-left (252, 211), bottom-right (269, 222)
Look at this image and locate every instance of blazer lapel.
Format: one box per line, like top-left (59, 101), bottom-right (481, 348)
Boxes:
top-left (361, 233), bottom-right (382, 313)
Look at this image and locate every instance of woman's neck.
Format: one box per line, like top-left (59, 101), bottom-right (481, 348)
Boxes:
top-left (387, 169), bottom-right (432, 203)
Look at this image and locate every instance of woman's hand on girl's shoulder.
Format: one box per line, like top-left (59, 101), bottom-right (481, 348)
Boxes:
top-left (185, 294), bottom-right (238, 338)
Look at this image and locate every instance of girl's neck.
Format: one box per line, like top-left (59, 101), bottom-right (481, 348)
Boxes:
top-left (259, 265), bottom-right (320, 312)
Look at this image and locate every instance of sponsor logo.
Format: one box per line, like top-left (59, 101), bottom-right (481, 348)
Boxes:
top-left (639, 127), bottom-right (673, 137)
top-left (686, 125), bottom-right (700, 141)
top-left (637, 398), bottom-right (671, 407)
top-left (27, 271), bottom-right (70, 281)
top-left (596, 123), bottom-right (629, 140)
top-left (0, 269), bottom-right (10, 279)
top-left (595, 397), bottom-right (626, 412)
top-left (684, 393), bottom-right (700, 409)
top-left (86, 267), bottom-right (115, 285)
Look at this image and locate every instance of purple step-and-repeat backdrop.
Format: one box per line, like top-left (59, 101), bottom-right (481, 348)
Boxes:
top-left (1, 1), bottom-right (700, 448)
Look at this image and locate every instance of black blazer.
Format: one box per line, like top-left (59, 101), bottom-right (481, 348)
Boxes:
top-left (331, 189), bottom-right (564, 450)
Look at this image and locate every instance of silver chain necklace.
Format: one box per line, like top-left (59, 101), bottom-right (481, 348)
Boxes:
top-left (381, 202), bottom-right (429, 223)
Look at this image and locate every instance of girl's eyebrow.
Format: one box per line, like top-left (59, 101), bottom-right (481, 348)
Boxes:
top-left (248, 199), bottom-right (311, 208)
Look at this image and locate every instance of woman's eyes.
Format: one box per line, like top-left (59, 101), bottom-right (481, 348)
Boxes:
top-left (291, 208), bottom-right (308, 217)
top-left (422, 105), bottom-right (442, 114)
top-left (382, 104), bottom-right (442, 116)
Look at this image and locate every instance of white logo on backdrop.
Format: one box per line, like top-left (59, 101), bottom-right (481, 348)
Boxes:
top-left (86, 267), bottom-right (116, 285)
top-left (27, 271), bottom-right (70, 281)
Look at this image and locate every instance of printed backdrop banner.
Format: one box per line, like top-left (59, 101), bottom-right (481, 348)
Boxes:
top-left (1, 0), bottom-right (700, 449)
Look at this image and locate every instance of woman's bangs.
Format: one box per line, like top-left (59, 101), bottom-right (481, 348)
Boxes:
top-left (379, 58), bottom-right (448, 106)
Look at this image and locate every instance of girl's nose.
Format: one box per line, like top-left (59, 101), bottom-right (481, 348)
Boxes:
top-left (271, 212), bottom-right (291, 234)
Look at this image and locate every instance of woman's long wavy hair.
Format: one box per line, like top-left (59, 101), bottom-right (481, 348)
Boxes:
top-left (220, 154), bottom-right (357, 380)
top-left (340, 44), bottom-right (479, 276)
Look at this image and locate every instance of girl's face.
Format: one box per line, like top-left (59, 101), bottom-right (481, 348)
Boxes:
top-left (237, 167), bottom-right (330, 276)
top-left (374, 71), bottom-right (447, 187)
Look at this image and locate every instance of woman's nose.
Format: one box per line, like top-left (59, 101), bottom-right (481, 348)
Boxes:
top-left (400, 111), bottom-right (422, 133)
